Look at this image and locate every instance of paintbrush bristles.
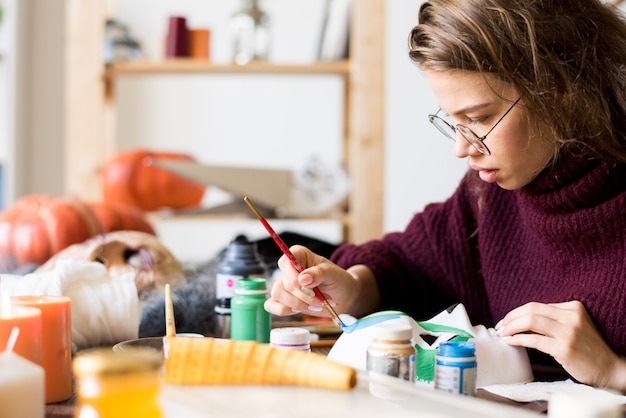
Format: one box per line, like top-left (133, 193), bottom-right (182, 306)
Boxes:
top-left (165, 283), bottom-right (176, 339)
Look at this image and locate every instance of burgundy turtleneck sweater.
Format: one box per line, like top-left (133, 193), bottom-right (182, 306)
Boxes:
top-left (331, 153), bottom-right (626, 359)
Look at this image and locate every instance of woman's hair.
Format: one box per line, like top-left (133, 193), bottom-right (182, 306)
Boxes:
top-left (409, 0), bottom-right (626, 163)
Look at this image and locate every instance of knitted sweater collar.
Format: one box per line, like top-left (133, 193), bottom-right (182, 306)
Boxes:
top-left (519, 152), bottom-right (626, 213)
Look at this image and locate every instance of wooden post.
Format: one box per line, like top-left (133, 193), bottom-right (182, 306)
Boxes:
top-left (347, 0), bottom-right (385, 243)
top-left (64, 0), bottom-right (107, 200)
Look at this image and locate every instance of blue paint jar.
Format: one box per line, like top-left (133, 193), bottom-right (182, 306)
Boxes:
top-left (434, 341), bottom-right (477, 396)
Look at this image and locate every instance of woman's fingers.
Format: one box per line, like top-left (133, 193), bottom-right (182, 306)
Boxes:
top-left (496, 301), bottom-right (623, 389)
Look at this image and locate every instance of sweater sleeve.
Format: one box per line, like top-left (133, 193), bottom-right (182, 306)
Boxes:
top-left (331, 172), bottom-right (489, 321)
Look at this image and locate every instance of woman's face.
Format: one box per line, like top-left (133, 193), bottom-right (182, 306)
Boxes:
top-left (425, 70), bottom-right (553, 190)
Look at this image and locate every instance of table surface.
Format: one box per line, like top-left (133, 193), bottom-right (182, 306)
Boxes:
top-left (45, 344), bottom-right (558, 418)
top-left (46, 344), bottom-right (626, 418)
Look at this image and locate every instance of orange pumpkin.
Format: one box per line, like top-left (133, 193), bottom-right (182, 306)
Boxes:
top-left (87, 202), bottom-right (155, 235)
top-left (100, 150), bottom-right (205, 211)
top-left (0, 195), bottom-right (103, 269)
top-left (0, 195), bottom-right (160, 270)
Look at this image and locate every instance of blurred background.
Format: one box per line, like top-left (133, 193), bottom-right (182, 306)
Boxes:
top-left (0, 0), bottom-right (470, 261)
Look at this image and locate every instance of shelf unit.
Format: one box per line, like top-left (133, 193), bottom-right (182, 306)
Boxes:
top-left (65, 0), bottom-right (384, 245)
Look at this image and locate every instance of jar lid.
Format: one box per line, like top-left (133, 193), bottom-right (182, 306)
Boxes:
top-left (270, 327), bottom-right (311, 345)
top-left (438, 341), bottom-right (475, 357)
top-left (371, 323), bottom-right (413, 341)
top-left (73, 347), bottom-right (163, 376)
top-left (235, 277), bottom-right (267, 294)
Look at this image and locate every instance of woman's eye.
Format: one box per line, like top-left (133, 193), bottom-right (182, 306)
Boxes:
top-left (465, 116), bottom-right (487, 125)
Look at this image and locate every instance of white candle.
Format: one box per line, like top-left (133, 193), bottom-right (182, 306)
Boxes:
top-left (0, 328), bottom-right (44, 418)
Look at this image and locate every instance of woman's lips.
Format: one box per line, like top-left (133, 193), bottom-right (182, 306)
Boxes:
top-left (471, 164), bottom-right (498, 183)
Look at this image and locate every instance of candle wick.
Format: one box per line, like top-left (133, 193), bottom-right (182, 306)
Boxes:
top-left (4, 326), bottom-right (19, 353)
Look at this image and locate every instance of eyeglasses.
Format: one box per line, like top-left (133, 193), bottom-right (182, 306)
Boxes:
top-left (428, 98), bottom-right (521, 156)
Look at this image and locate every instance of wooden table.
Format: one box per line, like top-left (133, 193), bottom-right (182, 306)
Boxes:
top-left (45, 342), bottom-right (557, 418)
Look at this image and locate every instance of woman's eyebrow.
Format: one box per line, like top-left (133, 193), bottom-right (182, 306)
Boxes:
top-left (449, 102), bottom-right (491, 117)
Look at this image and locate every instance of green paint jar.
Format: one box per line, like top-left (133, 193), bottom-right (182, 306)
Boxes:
top-left (230, 278), bottom-right (271, 343)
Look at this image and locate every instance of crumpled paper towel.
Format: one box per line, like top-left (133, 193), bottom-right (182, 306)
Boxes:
top-left (1, 260), bottom-right (141, 350)
top-left (483, 379), bottom-right (626, 406)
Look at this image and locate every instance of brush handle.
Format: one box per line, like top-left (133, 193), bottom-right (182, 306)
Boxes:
top-left (165, 283), bottom-right (176, 339)
top-left (244, 197), bottom-right (344, 326)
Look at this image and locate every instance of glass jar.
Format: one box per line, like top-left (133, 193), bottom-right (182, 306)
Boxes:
top-left (73, 347), bottom-right (164, 418)
top-left (229, 0), bottom-right (270, 65)
top-left (366, 323), bottom-right (416, 400)
top-left (366, 323), bottom-right (416, 382)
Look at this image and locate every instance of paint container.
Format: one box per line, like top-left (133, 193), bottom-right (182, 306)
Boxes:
top-left (230, 278), bottom-right (271, 343)
top-left (434, 341), bottom-right (477, 396)
top-left (73, 347), bottom-right (164, 418)
top-left (366, 323), bottom-right (416, 399)
top-left (270, 327), bottom-right (311, 352)
top-left (215, 235), bottom-right (267, 339)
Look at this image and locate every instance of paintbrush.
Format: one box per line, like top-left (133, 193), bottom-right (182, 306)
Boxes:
top-left (165, 283), bottom-right (176, 339)
top-left (244, 196), bottom-right (345, 327)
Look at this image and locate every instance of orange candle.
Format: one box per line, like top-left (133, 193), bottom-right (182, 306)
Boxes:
top-left (190, 29), bottom-right (210, 60)
top-left (12, 296), bottom-right (72, 403)
top-left (0, 306), bottom-right (42, 365)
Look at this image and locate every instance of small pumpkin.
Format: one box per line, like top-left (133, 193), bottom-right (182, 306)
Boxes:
top-left (0, 195), bottom-right (103, 269)
top-left (100, 149), bottom-right (206, 211)
top-left (0, 195), bottom-right (159, 271)
top-left (87, 202), bottom-right (155, 235)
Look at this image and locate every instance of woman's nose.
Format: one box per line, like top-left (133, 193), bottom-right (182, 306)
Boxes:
top-left (453, 133), bottom-right (481, 159)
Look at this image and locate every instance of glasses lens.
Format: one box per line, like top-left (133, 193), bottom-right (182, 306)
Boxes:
top-left (456, 125), bottom-right (491, 155)
top-left (428, 115), bottom-right (456, 141)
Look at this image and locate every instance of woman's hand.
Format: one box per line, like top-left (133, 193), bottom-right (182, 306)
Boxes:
top-left (496, 301), bottom-right (626, 393)
top-left (264, 245), bottom-right (379, 319)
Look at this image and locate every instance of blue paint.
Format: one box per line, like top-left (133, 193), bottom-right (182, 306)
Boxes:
top-left (340, 311), bottom-right (407, 334)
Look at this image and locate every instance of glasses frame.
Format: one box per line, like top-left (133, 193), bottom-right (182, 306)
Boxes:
top-left (428, 97), bottom-right (521, 156)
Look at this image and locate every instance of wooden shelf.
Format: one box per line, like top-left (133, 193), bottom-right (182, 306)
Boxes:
top-left (106, 59), bottom-right (350, 76)
top-left (104, 59), bottom-right (351, 103)
top-left (66, 0), bottom-right (384, 245)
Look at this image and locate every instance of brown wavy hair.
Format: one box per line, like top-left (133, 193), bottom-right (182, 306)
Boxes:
top-left (409, 0), bottom-right (626, 163)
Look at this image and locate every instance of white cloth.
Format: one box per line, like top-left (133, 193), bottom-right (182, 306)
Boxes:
top-left (1, 260), bottom-right (141, 349)
top-left (483, 379), bottom-right (626, 405)
top-left (328, 304), bottom-right (533, 388)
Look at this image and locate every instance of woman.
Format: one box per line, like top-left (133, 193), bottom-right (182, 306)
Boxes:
top-left (265, 0), bottom-right (626, 393)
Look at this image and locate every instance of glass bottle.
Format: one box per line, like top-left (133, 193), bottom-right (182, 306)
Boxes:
top-left (73, 347), bottom-right (164, 418)
top-left (229, 0), bottom-right (270, 65)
